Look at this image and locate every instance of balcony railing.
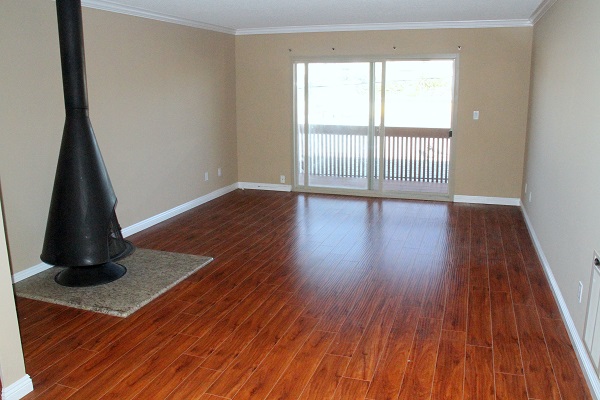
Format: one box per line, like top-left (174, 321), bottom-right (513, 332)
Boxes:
top-left (298, 125), bottom-right (451, 184)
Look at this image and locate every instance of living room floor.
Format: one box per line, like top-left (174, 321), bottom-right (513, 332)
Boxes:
top-left (18, 189), bottom-right (591, 399)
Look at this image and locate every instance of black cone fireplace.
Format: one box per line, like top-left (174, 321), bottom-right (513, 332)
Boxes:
top-left (41, 0), bottom-right (134, 287)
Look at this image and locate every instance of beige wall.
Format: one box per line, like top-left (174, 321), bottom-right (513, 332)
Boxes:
top-left (0, 0), bottom-right (237, 274)
top-left (1, 3), bottom-right (533, 276)
top-left (0, 195), bottom-right (28, 389)
top-left (235, 28), bottom-right (533, 198)
top-left (523, 0), bottom-right (600, 333)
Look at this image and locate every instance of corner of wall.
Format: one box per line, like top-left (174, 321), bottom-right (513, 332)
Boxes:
top-left (1, 375), bottom-right (33, 400)
top-left (521, 205), bottom-right (600, 399)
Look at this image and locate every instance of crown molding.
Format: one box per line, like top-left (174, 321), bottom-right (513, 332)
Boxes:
top-left (78, 2), bottom-right (533, 36)
top-left (530, 0), bottom-right (558, 24)
top-left (81, 0), bottom-right (236, 34)
top-left (234, 19), bottom-right (533, 35)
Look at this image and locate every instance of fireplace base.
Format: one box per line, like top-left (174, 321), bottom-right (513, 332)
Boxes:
top-left (111, 240), bottom-right (136, 262)
top-left (55, 262), bottom-right (127, 287)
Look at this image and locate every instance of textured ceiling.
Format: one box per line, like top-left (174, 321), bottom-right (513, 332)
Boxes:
top-left (83, 0), bottom-right (551, 34)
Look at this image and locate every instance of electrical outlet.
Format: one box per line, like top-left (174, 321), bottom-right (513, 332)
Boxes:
top-left (204, 172), bottom-right (209, 181)
top-left (218, 168), bottom-right (222, 177)
top-left (280, 175), bottom-right (285, 184)
top-left (473, 110), bottom-right (480, 120)
top-left (525, 183), bottom-right (528, 193)
top-left (579, 281), bottom-right (584, 303)
top-left (528, 192), bottom-right (532, 203)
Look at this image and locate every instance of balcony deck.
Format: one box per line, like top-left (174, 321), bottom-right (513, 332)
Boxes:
top-left (302, 175), bottom-right (449, 194)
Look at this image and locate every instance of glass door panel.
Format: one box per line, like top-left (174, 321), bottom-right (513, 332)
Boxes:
top-left (373, 62), bottom-right (383, 191)
top-left (382, 60), bottom-right (454, 194)
top-left (295, 63), bottom-right (306, 186)
top-left (307, 63), bottom-right (370, 190)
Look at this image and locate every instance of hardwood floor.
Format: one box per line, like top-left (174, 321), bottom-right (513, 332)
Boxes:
top-left (17, 190), bottom-right (591, 399)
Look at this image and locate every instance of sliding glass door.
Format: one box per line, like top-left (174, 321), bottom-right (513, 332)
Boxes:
top-left (294, 58), bottom-right (455, 198)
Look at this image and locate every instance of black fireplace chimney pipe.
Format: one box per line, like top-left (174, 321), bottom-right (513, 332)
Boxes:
top-left (41, 0), bottom-right (132, 286)
top-left (57, 0), bottom-right (88, 112)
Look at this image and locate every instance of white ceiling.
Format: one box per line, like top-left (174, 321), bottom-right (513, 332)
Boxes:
top-left (83, 0), bottom-right (554, 35)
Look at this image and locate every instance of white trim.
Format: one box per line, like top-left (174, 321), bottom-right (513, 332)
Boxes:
top-left (120, 183), bottom-right (239, 237)
top-left (530, 0), bottom-right (559, 25)
top-left (453, 195), bottom-right (521, 206)
top-left (235, 19), bottom-right (532, 35)
top-left (11, 184), bottom-right (239, 283)
top-left (10, 187), bottom-right (518, 282)
top-left (521, 206), bottom-right (600, 399)
top-left (79, 2), bottom-right (533, 36)
top-left (11, 262), bottom-right (53, 284)
top-left (238, 182), bottom-right (292, 192)
top-left (1, 375), bottom-right (33, 400)
top-left (81, 0), bottom-right (236, 34)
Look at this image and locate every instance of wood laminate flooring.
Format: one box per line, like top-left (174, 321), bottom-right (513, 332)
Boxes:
top-left (17, 190), bottom-right (591, 399)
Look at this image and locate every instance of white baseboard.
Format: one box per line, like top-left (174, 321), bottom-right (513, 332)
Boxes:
top-left (453, 195), bottom-right (521, 206)
top-left (11, 187), bottom-right (513, 282)
top-left (521, 206), bottom-right (600, 399)
top-left (1, 375), bottom-right (33, 400)
top-left (12, 183), bottom-right (239, 283)
top-left (120, 183), bottom-right (239, 237)
top-left (11, 262), bottom-right (53, 284)
top-left (238, 182), bottom-right (292, 192)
